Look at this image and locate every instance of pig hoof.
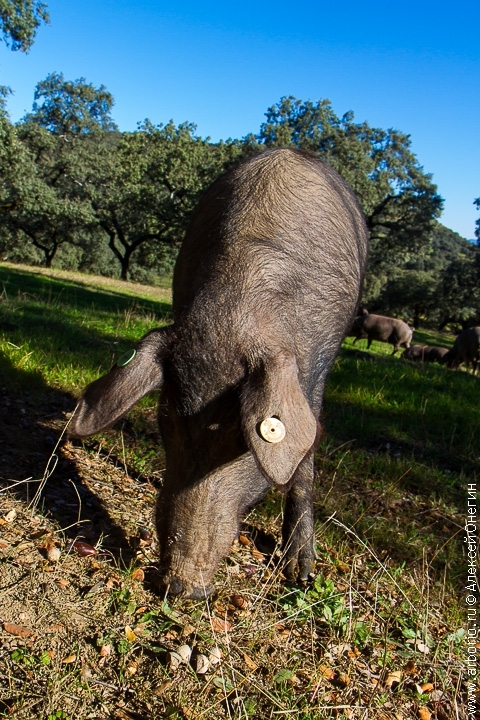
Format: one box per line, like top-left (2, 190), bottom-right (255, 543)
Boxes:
top-left (164, 577), bottom-right (216, 599)
top-left (168, 577), bottom-right (187, 596)
top-left (283, 556), bottom-right (315, 582)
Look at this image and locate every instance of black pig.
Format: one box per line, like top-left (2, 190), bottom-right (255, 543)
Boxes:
top-left (348, 313), bottom-right (412, 354)
top-left (402, 345), bottom-right (449, 363)
top-left (445, 326), bottom-right (480, 373)
top-left (70, 149), bottom-right (369, 598)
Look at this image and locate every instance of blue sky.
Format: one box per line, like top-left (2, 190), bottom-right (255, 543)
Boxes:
top-left (1, 0), bottom-right (478, 239)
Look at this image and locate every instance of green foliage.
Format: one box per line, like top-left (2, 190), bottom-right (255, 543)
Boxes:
top-left (0, 0), bottom-right (49, 52)
top-left (0, 82), bottom-right (475, 327)
top-left (278, 574), bottom-right (349, 632)
top-left (4, 121), bottom-right (99, 267)
top-left (24, 72), bottom-right (117, 134)
top-left (257, 96), bottom-right (443, 272)
top-left (91, 120), bottom-right (242, 279)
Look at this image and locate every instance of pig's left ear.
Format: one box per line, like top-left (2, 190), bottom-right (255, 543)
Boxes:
top-left (240, 351), bottom-right (317, 487)
top-left (70, 327), bottom-right (171, 438)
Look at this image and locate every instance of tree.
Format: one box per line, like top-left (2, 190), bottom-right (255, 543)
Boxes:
top-left (375, 270), bottom-right (438, 328)
top-left (257, 96), bottom-right (443, 271)
top-left (0, 0), bottom-right (49, 52)
top-left (91, 121), bottom-right (243, 280)
top-left (434, 250), bottom-right (480, 329)
top-left (23, 72), bottom-right (117, 134)
top-left (5, 121), bottom-right (99, 266)
top-left (0, 75), bottom-right (118, 267)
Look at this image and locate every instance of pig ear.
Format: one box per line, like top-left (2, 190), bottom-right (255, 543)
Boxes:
top-left (70, 328), bottom-right (171, 438)
top-left (240, 351), bottom-right (317, 487)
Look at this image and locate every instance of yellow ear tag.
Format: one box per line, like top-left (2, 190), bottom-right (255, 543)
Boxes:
top-left (117, 349), bottom-right (136, 367)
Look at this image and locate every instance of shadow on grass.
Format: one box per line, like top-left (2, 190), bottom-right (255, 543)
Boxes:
top-left (322, 346), bottom-right (479, 505)
top-left (0, 350), bottom-right (138, 566)
top-left (0, 265), bottom-right (173, 383)
top-left (0, 264), bottom-right (172, 319)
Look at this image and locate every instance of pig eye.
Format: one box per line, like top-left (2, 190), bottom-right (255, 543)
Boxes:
top-left (259, 417), bottom-right (286, 443)
top-left (117, 349), bottom-right (137, 367)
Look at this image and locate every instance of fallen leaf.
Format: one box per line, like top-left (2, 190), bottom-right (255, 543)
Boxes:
top-left (182, 623), bottom-right (195, 637)
top-left (131, 567), bottom-right (144, 582)
top-left (3, 622), bottom-right (33, 638)
top-left (125, 626), bottom-right (136, 642)
top-left (55, 578), bottom-right (69, 588)
top-left (319, 664), bottom-right (335, 680)
top-left (3, 509), bottom-right (17, 523)
top-left (239, 534), bottom-right (252, 546)
top-left (385, 670), bottom-right (403, 687)
top-left (336, 672), bottom-right (350, 688)
top-left (421, 682), bottom-right (434, 693)
top-left (63, 654), bottom-right (76, 664)
top-left (231, 593), bottom-right (248, 609)
top-left (154, 680), bottom-right (173, 695)
top-left (211, 616), bottom-right (232, 633)
top-left (251, 547), bottom-right (264, 560)
top-left (99, 643), bottom-right (112, 657)
top-left (418, 708), bottom-right (431, 720)
top-left (404, 660), bottom-right (418, 675)
top-left (243, 653), bottom-right (258, 671)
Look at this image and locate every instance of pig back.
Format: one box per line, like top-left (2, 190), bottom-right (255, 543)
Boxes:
top-left (172, 149), bottom-right (368, 399)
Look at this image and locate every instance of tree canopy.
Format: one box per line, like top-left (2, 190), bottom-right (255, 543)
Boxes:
top-left (257, 96), bottom-right (443, 270)
top-left (0, 79), bottom-right (478, 327)
top-left (0, 0), bottom-right (49, 52)
top-left (23, 73), bottom-right (118, 134)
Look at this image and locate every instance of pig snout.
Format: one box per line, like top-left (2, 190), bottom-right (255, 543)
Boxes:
top-left (156, 456), bottom-right (270, 599)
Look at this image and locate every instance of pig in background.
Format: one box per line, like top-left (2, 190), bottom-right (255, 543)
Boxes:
top-left (70, 148), bottom-right (369, 598)
top-left (402, 344), bottom-right (449, 364)
top-left (347, 312), bottom-right (412, 354)
top-left (444, 326), bottom-right (480, 374)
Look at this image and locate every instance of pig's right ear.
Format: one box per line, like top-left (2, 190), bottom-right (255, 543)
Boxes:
top-left (70, 328), bottom-right (171, 437)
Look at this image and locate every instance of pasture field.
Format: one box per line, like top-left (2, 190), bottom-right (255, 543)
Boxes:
top-left (0, 262), bottom-right (474, 720)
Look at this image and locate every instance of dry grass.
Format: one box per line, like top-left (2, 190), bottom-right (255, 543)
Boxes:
top-left (0, 263), bottom-right (471, 719)
top-left (0, 425), bottom-right (468, 720)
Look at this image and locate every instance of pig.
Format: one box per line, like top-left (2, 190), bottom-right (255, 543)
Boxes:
top-left (445, 327), bottom-right (480, 373)
top-left (348, 313), bottom-right (412, 354)
top-left (402, 345), bottom-right (449, 363)
top-left (70, 148), bottom-right (369, 598)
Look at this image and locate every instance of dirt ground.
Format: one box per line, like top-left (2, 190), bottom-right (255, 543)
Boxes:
top-left (0, 385), bottom-right (470, 719)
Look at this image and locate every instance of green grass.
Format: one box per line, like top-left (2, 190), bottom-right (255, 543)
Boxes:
top-left (0, 262), bottom-right (172, 393)
top-left (0, 262), bottom-right (472, 719)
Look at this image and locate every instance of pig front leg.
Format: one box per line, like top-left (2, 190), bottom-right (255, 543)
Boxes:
top-left (282, 451), bottom-right (316, 581)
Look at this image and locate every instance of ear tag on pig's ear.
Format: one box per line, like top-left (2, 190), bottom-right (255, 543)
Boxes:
top-left (117, 349), bottom-right (136, 367)
top-left (259, 417), bottom-right (286, 443)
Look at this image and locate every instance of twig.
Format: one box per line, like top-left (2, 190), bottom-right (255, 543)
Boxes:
top-left (29, 403), bottom-right (79, 510)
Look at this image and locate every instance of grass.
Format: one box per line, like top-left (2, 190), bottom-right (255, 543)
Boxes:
top-left (0, 262), bottom-right (473, 719)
